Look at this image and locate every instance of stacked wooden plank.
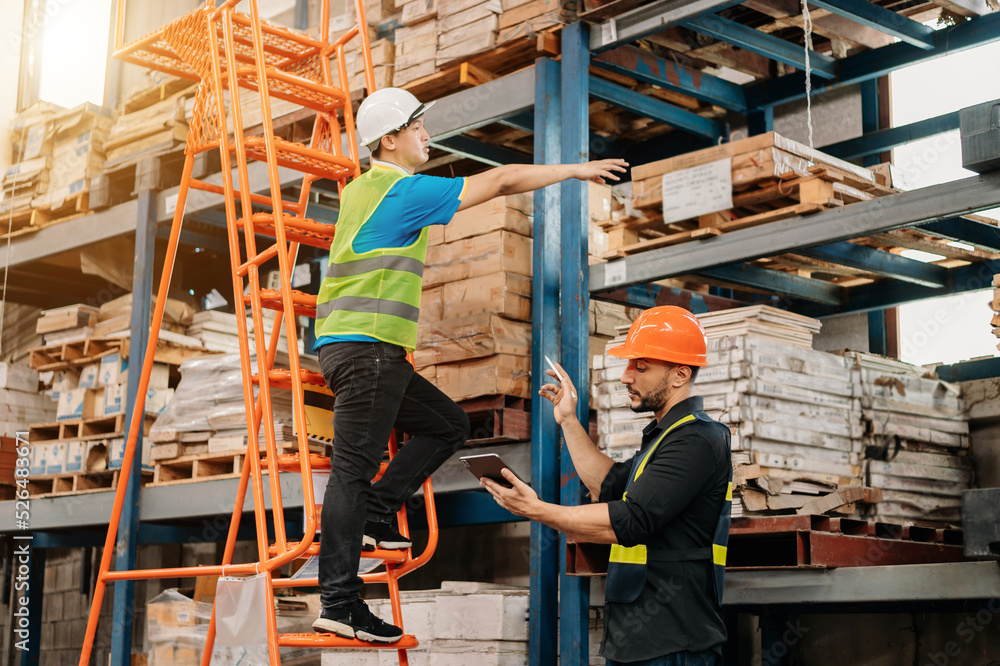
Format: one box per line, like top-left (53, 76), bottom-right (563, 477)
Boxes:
top-left (599, 132), bottom-right (896, 259)
top-left (992, 274), bottom-right (1000, 350)
top-left (393, 16), bottom-right (440, 86)
top-left (847, 351), bottom-right (972, 527)
top-left (498, 0), bottom-right (574, 43)
top-left (0, 362), bottom-right (50, 440)
top-left (1, 102), bottom-right (62, 225)
top-left (185, 309), bottom-right (295, 356)
top-left (342, 37), bottom-right (396, 95)
top-left (103, 84), bottom-right (192, 170)
top-left (435, 0), bottom-right (502, 68)
top-left (416, 194), bottom-right (534, 402)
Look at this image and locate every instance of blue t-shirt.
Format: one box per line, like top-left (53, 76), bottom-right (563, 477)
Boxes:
top-left (315, 161), bottom-right (467, 350)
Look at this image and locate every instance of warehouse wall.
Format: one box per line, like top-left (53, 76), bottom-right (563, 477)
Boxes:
top-left (0, 0), bottom-right (25, 173)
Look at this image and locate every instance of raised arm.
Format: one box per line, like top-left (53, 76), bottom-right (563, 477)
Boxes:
top-left (457, 159), bottom-right (628, 211)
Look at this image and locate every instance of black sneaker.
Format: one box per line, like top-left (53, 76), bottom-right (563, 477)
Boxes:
top-left (312, 600), bottom-right (403, 643)
top-left (364, 520), bottom-right (412, 550)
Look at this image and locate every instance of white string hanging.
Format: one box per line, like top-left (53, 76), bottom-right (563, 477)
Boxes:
top-left (800, 0), bottom-right (815, 148)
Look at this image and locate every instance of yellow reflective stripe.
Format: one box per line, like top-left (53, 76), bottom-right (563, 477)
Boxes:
top-left (725, 482), bottom-right (733, 502)
top-left (713, 544), bottom-right (727, 566)
top-left (609, 543), bottom-right (647, 565)
top-left (633, 414), bottom-right (696, 481)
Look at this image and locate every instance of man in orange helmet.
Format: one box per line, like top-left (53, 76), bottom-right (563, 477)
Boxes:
top-left (482, 306), bottom-right (732, 665)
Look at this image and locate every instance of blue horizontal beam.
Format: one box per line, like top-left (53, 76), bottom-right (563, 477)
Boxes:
top-left (822, 111), bottom-right (961, 160)
top-left (797, 241), bottom-right (948, 288)
top-left (918, 217), bottom-right (1000, 254)
top-left (747, 12), bottom-right (1000, 108)
top-left (432, 136), bottom-right (532, 166)
top-left (698, 263), bottom-right (845, 305)
top-left (589, 75), bottom-right (723, 140)
top-left (498, 112), bottom-right (535, 132)
top-left (680, 14), bottom-right (837, 79)
top-left (593, 45), bottom-right (747, 111)
top-left (795, 259), bottom-right (1000, 316)
top-left (936, 356), bottom-right (1000, 383)
top-left (809, 0), bottom-right (935, 50)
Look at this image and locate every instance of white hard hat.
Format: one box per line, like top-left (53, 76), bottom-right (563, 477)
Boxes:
top-left (356, 88), bottom-right (435, 149)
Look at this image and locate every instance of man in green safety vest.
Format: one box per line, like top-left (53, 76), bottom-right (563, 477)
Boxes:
top-left (311, 86), bottom-right (628, 642)
top-left (483, 306), bottom-right (732, 665)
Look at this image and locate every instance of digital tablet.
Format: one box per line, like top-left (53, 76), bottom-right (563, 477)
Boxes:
top-left (459, 453), bottom-right (527, 489)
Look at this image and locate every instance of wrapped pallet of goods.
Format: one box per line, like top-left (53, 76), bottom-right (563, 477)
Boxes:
top-left (848, 351), bottom-right (973, 527)
top-left (601, 131), bottom-right (896, 259)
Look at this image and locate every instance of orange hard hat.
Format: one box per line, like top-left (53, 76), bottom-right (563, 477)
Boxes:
top-left (608, 306), bottom-right (708, 366)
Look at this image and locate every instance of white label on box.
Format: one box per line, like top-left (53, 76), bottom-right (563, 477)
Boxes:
top-left (605, 260), bottom-right (627, 287)
top-left (661, 158), bottom-right (733, 225)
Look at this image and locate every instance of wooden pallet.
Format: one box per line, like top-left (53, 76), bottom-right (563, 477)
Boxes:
top-left (151, 452), bottom-right (246, 486)
top-left (27, 469), bottom-right (152, 498)
top-left (28, 337), bottom-right (125, 371)
top-left (461, 394), bottom-right (531, 445)
top-left (29, 415), bottom-right (132, 442)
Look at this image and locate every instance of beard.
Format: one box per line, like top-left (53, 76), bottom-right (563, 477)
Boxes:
top-left (628, 374), bottom-right (672, 414)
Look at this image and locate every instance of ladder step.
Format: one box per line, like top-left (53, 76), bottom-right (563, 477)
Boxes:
top-left (245, 211), bottom-right (336, 249)
top-left (242, 136), bottom-right (357, 181)
top-left (253, 368), bottom-right (329, 392)
top-left (278, 633), bottom-right (419, 649)
top-left (236, 65), bottom-right (349, 113)
top-left (260, 452), bottom-right (330, 472)
top-left (249, 288), bottom-right (318, 318)
top-left (269, 541), bottom-right (408, 563)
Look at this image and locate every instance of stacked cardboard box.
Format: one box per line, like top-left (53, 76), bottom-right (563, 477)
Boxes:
top-left (417, 194), bottom-right (534, 402)
top-left (849, 351), bottom-right (972, 526)
top-left (0, 102), bottom-right (62, 223)
top-left (0, 363), bottom-right (50, 439)
top-left (321, 581), bottom-right (528, 666)
top-left (34, 103), bottom-right (113, 213)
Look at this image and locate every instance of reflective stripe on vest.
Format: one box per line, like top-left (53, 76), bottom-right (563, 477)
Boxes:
top-left (606, 412), bottom-right (731, 606)
top-left (314, 166), bottom-right (429, 351)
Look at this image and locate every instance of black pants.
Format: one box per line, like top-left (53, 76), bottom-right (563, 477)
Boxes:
top-left (317, 341), bottom-right (469, 609)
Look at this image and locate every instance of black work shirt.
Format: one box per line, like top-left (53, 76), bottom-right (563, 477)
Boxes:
top-left (599, 396), bottom-right (731, 663)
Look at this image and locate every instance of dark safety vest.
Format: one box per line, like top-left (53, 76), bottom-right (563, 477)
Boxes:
top-left (314, 166), bottom-right (428, 351)
top-left (606, 412), bottom-right (733, 606)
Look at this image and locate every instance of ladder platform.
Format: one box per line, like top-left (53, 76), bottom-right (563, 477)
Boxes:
top-left (246, 212), bottom-right (336, 249)
top-left (242, 136), bottom-right (357, 181)
top-left (236, 66), bottom-right (349, 112)
top-left (254, 368), bottom-right (330, 391)
top-left (278, 633), bottom-right (419, 649)
top-left (269, 541), bottom-right (409, 562)
top-left (251, 288), bottom-right (318, 317)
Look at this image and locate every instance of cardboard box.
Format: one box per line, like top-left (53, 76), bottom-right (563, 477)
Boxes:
top-left (435, 354), bottom-right (532, 401)
top-left (415, 314), bottom-right (531, 367)
top-left (441, 272), bottom-right (532, 322)
top-left (444, 194), bottom-right (533, 243)
top-left (98, 353), bottom-right (128, 387)
top-left (65, 441), bottom-right (87, 473)
top-left (29, 444), bottom-right (46, 476)
top-left (57, 388), bottom-right (101, 421)
top-left (103, 383), bottom-right (174, 417)
top-left (37, 442), bottom-right (68, 475)
top-left (78, 363), bottom-right (101, 389)
top-left (108, 436), bottom-right (152, 471)
top-left (424, 231), bottom-right (532, 288)
top-left (50, 369), bottom-right (80, 401)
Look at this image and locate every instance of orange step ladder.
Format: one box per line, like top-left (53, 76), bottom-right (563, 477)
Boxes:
top-left (79, 2), bottom-right (437, 664)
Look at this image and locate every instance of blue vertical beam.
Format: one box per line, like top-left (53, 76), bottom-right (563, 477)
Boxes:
top-left (560, 21), bottom-right (590, 666)
top-left (860, 79), bottom-right (881, 168)
top-left (860, 77), bottom-right (888, 352)
top-left (110, 188), bottom-right (156, 664)
top-left (531, 56), bottom-right (562, 666)
top-left (747, 107), bottom-right (773, 136)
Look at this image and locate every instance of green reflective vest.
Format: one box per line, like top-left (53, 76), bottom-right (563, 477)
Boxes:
top-left (315, 165), bottom-right (428, 351)
top-left (606, 412), bottom-right (732, 606)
